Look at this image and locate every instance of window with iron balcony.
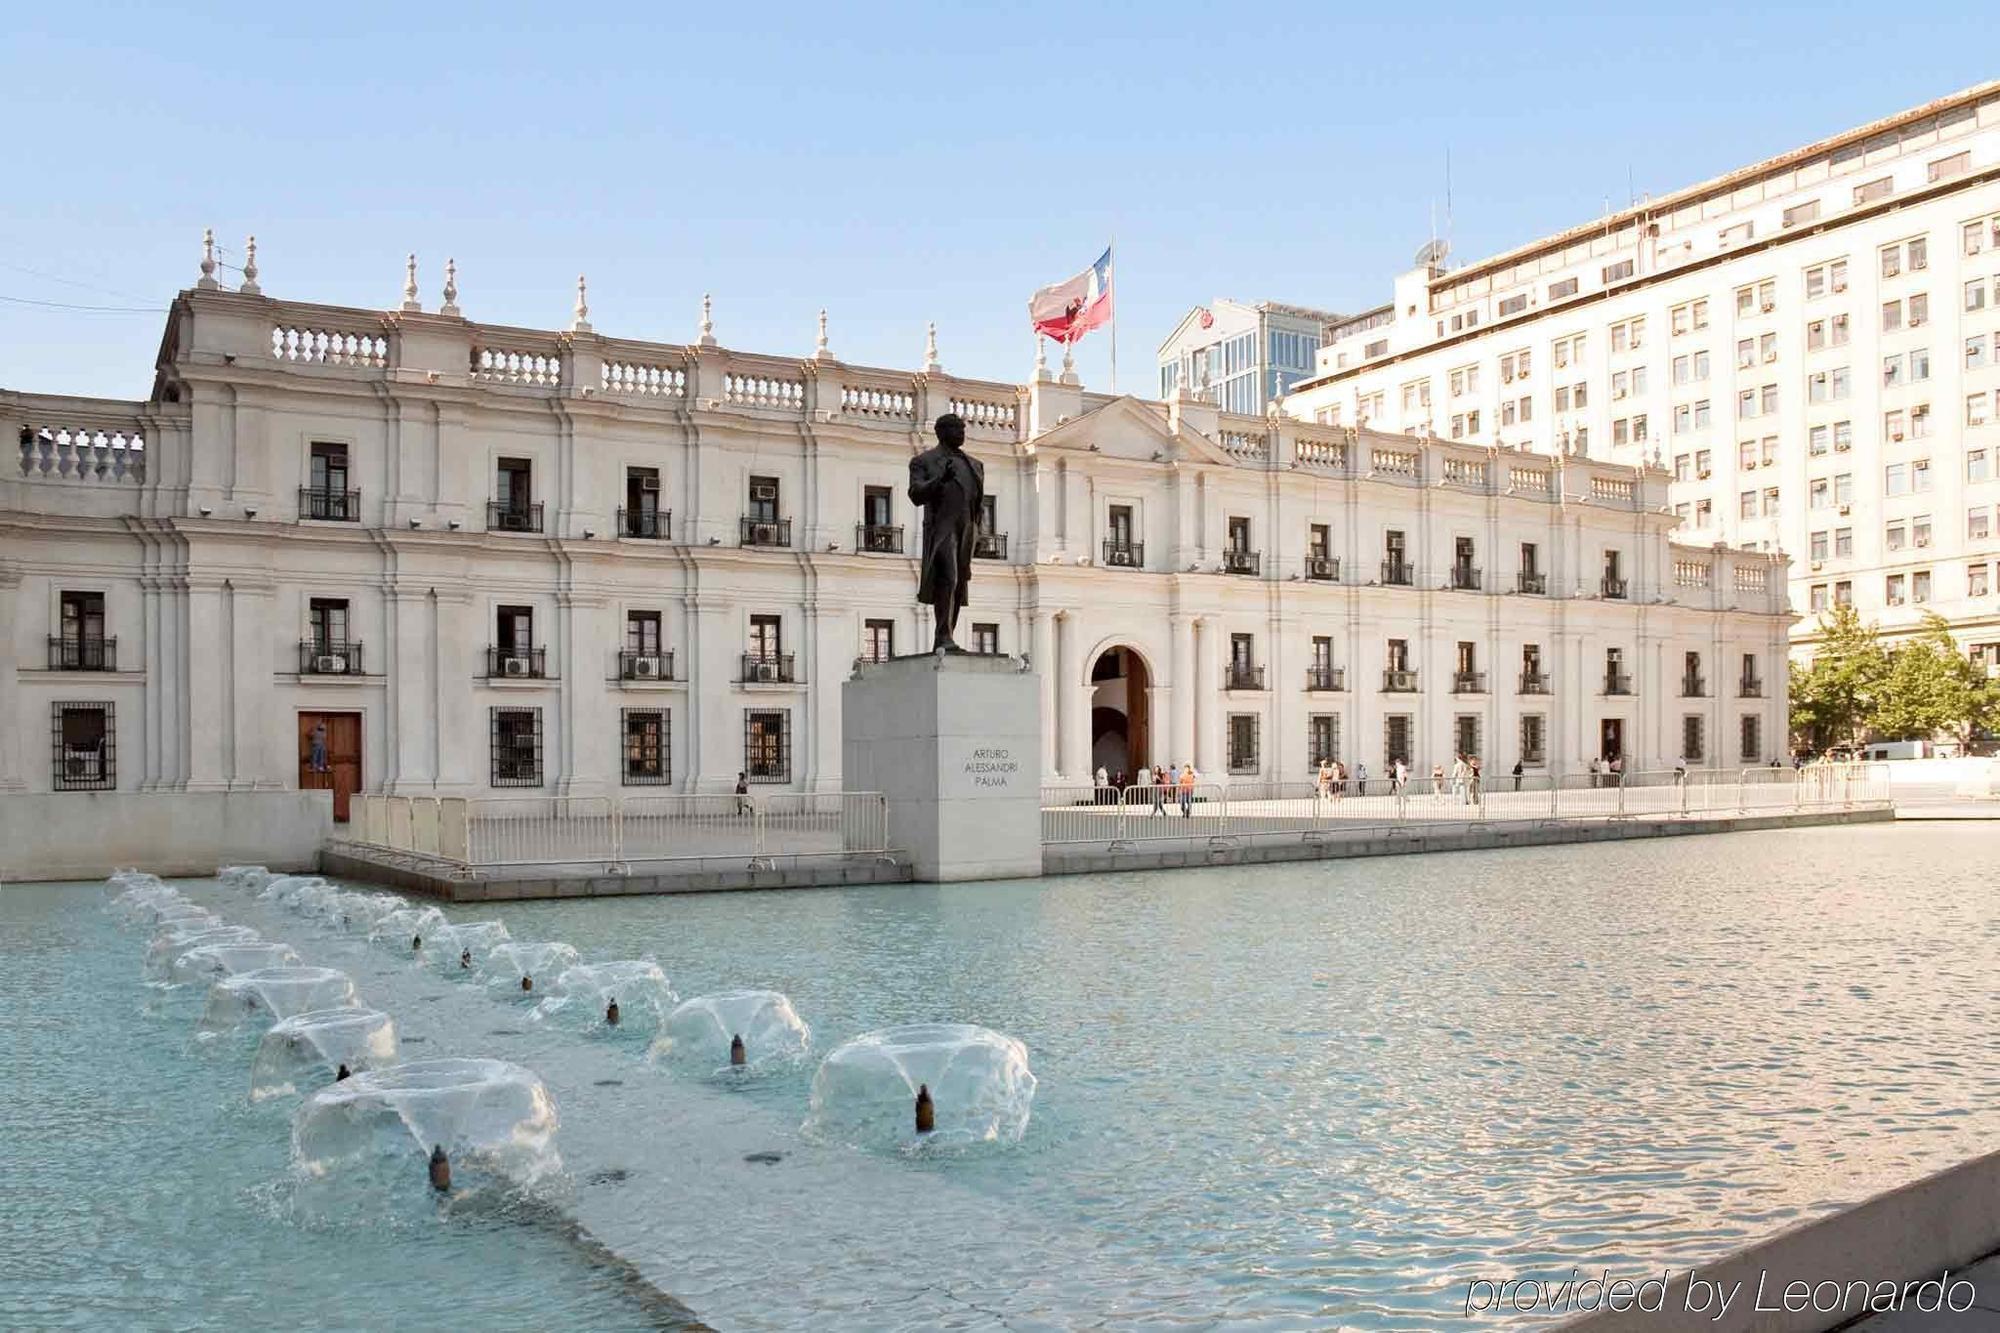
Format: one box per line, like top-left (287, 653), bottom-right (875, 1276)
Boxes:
top-left (618, 648), bottom-right (674, 681)
top-left (741, 652), bottom-right (798, 684)
top-left (1305, 664), bottom-right (1344, 691)
top-left (299, 639), bottom-right (364, 675)
top-left (856, 522), bottom-right (904, 554)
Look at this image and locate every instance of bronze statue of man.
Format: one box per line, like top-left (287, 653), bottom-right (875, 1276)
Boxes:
top-left (908, 412), bottom-right (984, 653)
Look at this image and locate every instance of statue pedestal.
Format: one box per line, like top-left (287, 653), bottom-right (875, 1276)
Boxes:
top-left (842, 653), bottom-right (1042, 882)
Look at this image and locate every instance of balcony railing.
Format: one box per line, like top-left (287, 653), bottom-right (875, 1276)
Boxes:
top-left (1601, 576), bottom-right (1629, 599)
top-left (1519, 672), bottom-right (1551, 695)
top-left (857, 523), bottom-right (904, 554)
top-left (1739, 677), bottom-right (1765, 698)
top-left (298, 640), bottom-right (364, 675)
top-left (741, 516), bottom-right (792, 547)
top-left (1224, 548), bottom-right (1261, 576)
top-left (47, 636), bottom-right (116, 671)
top-left (974, 531), bottom-right (1008, 560)
top-left (1304, 555), bottom-right (1340, 582)
top-left (741, 652), bottom-right (797, 684)
top-left (1451, 670), bottom-right (1487, 693)
top-left (1681, 675), bottom-right (1708, 698)
top-left (299, 486), bottom-right (360, 522)
top-left (1381, 560), bottom-right (1413, 586)
top-left (1103, 540), bottom-right (1143, 568)
top-left (487, 645), bottom-right (549, 679)
top-left (1225, 664), bottom-right (1265, 690)
top-left (618, 649), bottom-right (675, 681)
top-left (1450, 565), bottom-right (1482, 591)
top-left (618, 507), bottom-right (670, 539)
top-left (1517, 571), bottom-right (1547, 595)
top-left (1382, 668), bottom-right (1419, 692)
top-left (488, 501), bottom-right (544, 533)
top-left (1305, 665), bottom-right (1345, 691)
top-left (1604, 673), bottom-right (1633, 696)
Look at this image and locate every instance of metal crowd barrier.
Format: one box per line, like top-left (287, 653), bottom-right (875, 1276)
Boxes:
top-left (342, 791), bottom-right (891, 870)
top-left (1039, 764), bottom-right (1889, 846)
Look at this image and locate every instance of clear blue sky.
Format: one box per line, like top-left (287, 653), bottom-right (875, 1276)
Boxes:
top-left (6, 3), bottom-right (1994, 401)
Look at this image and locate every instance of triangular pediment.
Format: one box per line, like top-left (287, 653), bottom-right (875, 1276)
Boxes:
top-left (1030, 395), bottom-right (1237, 466)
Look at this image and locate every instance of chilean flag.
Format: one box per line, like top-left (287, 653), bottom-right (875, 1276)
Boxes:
top-left (1030, 246), bottom-right (1114, 344)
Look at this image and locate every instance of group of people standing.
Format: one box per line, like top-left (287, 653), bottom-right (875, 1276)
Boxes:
top-left (1310, 755), bottom-right (1487, 803)
top-left (1096, 764), bottom-right (1204, 816)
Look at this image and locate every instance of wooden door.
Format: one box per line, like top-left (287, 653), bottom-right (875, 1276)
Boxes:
top-left (299, 712), bottom-right (363, 822)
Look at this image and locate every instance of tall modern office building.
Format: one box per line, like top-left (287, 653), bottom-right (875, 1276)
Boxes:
top-left (1157, 299), bottom-right (1340, 415)
top-left (1287, 82), bottom-right (2000, 667)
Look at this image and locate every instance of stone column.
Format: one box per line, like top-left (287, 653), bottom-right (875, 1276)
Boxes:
top-left (556, 590), bottom-right (613, 797)
top-left (1169, 613), bottom-right (1195, 768)
top-left (229, 579), bottom-right (279, 788)
top-left (184, 576), bottom-right (229, 791)
top-left (1033, 609), bottom-right (1057, 780)
top-left (384, 587), bottom-right (432, 791)
top-left (436, 587), bottom-right (481, 792)
top-left (1193, 617), bottom-right (1217, 774)
top-left (0, 567), bottom-right (22, 791)
top-left (690, 598), bottom-right (738, 791)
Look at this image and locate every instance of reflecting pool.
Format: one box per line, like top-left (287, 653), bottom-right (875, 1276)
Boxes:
top-left (5, 821), bottom-right (1997, 1329)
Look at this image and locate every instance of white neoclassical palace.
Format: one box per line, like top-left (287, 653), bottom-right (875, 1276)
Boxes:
top-left (1, 252), bottom-right (1791, 826)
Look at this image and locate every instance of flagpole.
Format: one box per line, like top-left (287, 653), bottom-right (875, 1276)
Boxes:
top-left (1109, 237), bottom-right (1118, 396)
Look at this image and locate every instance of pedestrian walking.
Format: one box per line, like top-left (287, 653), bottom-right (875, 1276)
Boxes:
top-left (1354, 761), bottom-right (1368, 797)
top-left (1178, 763), bottom-right (1196, 817)
top-left (1150, 766), bottom-right (1168, 816)
top-left (1511, 758), bottom-right (1523, 793)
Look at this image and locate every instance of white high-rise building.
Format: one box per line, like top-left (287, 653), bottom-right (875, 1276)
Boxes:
top-left (1286, 81), bottom-right (2000, 669)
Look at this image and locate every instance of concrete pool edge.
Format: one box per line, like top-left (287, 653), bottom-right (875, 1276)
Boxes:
top-left (1553, 1145), bottom-right (2000, 1333)
top-left (308, 806), bottom-right (1895, 901)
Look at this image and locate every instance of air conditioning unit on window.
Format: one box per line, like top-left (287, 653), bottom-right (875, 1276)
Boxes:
top-left (1761, 302), bottom-right (1775, 313)
top-left (1811, 561), bottom-right (1824, 571)
top-left (1764, 350), bottom-right (1778, 363)
top-left (315, 654), bottom-right (347, 674)
top-left (750, 481), bottom-right (778, 502)
top-left (1838, 503), bottom-right (1852, 516)
top-left (754, 661), bottom-right (780, 683)
top-left (504, 656), bottom-right (530, 677)
top-left (1836, 441), bottom-right (1852, 452)
top-left (633, 657), bottom-right (662, 679)
top-left (1916, 537), bottom-right (1930, 548)
top-left (1698, 469), bottom-right (1712, 480)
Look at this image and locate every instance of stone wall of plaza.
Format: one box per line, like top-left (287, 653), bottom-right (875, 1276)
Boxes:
top-left (1289, 82), bottom-right (2000, 660)
top-left (0, 272), bottom-right (1789, 813)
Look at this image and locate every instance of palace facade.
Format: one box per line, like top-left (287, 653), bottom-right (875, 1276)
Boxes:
top-left (2, 258), bottom-right (1789, 824)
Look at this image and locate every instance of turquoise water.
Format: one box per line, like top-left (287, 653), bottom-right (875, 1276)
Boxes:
top-left (6, 822), bottom-right (1999, 1329)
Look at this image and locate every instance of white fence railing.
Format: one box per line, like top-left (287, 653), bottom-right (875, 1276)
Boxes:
top-left (1040, 766), bottom-right (1890, 846)
top-left (342, 792), bottom-right (891, 870)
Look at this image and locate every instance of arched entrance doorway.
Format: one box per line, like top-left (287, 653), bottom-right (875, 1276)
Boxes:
top-left (1088, 646), bottom-right (1152, 780)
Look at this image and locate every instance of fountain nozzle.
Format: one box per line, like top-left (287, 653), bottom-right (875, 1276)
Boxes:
top-left (336, 1063), bottom-right (352, 1081)
top-left (605, 998), bottom-right (620, 1027)
top-left (915, 1084), bottom-right (935, 1134)
top-left (428, 1144), bottom-right (451, 1193)
top-left (729, 1033), bottom-right (747, 1066)
top-left (459, 949), bottom-right (471, 969)
top-left (520, 975), bottom-right (533, 993)
top-left (411, 934), bottom-right (422, 952)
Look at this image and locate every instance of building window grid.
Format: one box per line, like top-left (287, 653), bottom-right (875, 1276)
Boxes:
top-left (621, 709), bottom-right (670, 786)
top-left (490, 707), bottom-right (543, 787)
top-left (744, 709), bottom-right (792, 783)
top-left (51, 701), bottom-right (115, 791)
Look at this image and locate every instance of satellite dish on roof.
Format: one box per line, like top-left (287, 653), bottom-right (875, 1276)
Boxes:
top-left (1413, 239), bottom-right (1450, 270)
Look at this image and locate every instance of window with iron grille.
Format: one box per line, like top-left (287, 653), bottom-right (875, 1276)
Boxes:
top-left (1740, 714), bottom-right (1762, 763)
top-left (1454, 714), bottom-right (1481, 759)
top-left (51, 702), bottom-right (114, 791)
top-left (1682, 715), bottom-right (1706, 763)
top-left (1308, 714), bottom-right (1340, 765)
top-left (1227, 713), bottom-right (1259, 774)
top-left (622, 709), bottom-right (669, 785)
top-left (971, 622), bottom-right (999, 655)
top-left (1520, 714), bottom-right (1546, 765)
top-left (490, 707), bottom-right (543, 787)
top-left (1384, 714), bottom-right (1412, 768)
top-left (864, 619), bottom-right (895, 663)
top-left (745, 709), bottom-right (791, 782)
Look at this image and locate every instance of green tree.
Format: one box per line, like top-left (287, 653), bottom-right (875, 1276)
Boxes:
top-left (1872, 613), bottom-right (2000, 747)
top-left (1789, 605), bottom-right (1888, 751)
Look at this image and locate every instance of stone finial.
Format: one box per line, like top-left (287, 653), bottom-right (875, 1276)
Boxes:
top-left (813, 308), bottom-right (831, 360)
top-left (1033, 335), bottom-right (1049, 381)
top-left (440, 258), bottom-right (460, 317)
top-left (401, 254), bottom-right (421, 312)
top-left (571, 273), bottom-right (592, 333)
top-left (697, 292), bottom-right (716, 348)
top-left (924, 321), bottom-right (941, 374)
top-left (197, 228), bottom-right (219, 290)
top-left (1060, 337), bottom-right (1078, 385)
top-left (239, 235), bottom-right (260, 295)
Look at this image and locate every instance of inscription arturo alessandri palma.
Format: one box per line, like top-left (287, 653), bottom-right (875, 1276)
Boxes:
top-left (963, 745), bottom-right (1018, 790)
